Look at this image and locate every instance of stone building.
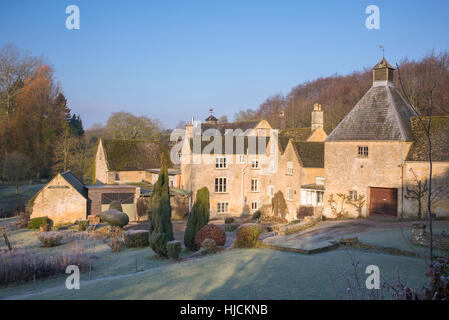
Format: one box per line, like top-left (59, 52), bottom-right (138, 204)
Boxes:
top-left (30, 172), bottom-right (88, 224)
top-left (180, 108), bottom-right (327, 221)
top-left (324, 58), bottom-right (449, 219)
top-left (95, 138), bottom-right (162, 184)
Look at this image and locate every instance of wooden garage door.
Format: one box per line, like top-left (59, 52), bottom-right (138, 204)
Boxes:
top-left (369, 187), bottom-right (398, 216)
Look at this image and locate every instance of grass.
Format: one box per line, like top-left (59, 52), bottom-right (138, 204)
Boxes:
top-left (0, 184), bottom-right (44, 216)
top-left (2, 248), bottom-right (430, 300)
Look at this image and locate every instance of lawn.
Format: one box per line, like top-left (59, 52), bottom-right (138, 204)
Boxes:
top-left (3, 248), bottom-right (430, 300)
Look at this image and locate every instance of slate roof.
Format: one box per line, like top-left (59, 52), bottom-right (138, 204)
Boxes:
top-left (61, 172), bottom-right (87, 199)
top-left (406, 116), bottom-right (449, 161)
top-left (102, 139), bottom-right (161, 171)
top-left (205, 115), bottom-right (218, 122)
top-left (189, 136), bottom-right (270, 155)
top-left (326, 84), bottom-right (417, 141)
top-left (200, 120), bottom-right (262, 135)
top-left (292, 142), bottom-right (324, 168)
top-left (373, 57), bottom-right (395, 70)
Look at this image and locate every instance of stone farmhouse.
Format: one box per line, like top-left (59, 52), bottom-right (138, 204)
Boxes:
top-left (179, 105), bottom-right (327, 221)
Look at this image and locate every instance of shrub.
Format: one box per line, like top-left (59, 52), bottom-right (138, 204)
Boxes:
top-left (136, 198), bottom-right (149, 221)
top-left (109, 200), bottom-right (123, 212)
top-left (0, 247), bottom-right (91, 286)
top-left (78, 220), bottom-right (89, 231)
top-left (234, 223), bottom-right (261, 248)
top-left (272, 191), bottom-right (287, 218)
top-left (252, 210), bottom-right (262, 220)
top-left (98, 209), bottom-right (129, 228)
top-left (17, 210), bottom-right (31, 228)
top-left (224, 217), bottom-right (235, 224)
top-left (184, 187), bottom-right (210, 251)
top-left (28, 216), bottom-right (53, 230)
top-left (124, 230), bottom-right (150, 247)
top-left (149, 159), bottom-right (174, 257)
top-left (38, 232), bottom-right (64, 247)
top-left (201, 238), bottom-right (217, 252)
top-left (297, 206), bottom-right (314, 219)
top-left (167, 240), bottom-right (182, 260)
top-left (194, 224), bottom-right (226, 249)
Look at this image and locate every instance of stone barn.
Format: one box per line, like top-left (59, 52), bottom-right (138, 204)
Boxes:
top-left (30, 172), bottom-right (88, 224)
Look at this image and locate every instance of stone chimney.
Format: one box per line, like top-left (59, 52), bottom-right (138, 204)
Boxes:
top-left (278, 110), bottom-right (286, 130)
top-left (311, 103), bottom-right (323, 131)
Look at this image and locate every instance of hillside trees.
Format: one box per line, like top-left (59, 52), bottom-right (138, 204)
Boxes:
top-left (104, 112), bottom-right (163, 141)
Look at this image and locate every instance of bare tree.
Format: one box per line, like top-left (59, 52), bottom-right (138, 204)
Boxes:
top-left (3, 151), bottom-right (31, 194)
top-left (404, 168), bottom-right (428, 220)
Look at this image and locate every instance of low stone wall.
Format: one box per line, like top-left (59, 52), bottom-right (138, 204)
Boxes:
top-left (411, 222), bottom-right (449, 250)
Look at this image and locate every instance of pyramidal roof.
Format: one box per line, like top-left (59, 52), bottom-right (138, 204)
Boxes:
top-left (326, 59), bottom-right (417, 142)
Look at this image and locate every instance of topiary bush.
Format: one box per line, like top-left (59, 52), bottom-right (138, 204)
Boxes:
top-left (98, 209), bottom-right (129, 228)
top-left (194, 224), bottom-right (226, 249)
top-left (167, 240), bottom-right (182, 260)
top-left (28, 217), bottom-right (53, 230)
top-left (184, 187), bottom-right (210, 251)
top-left (149, 158), bottom-right (174, 257)
top-left (109, 200), bottom-right (123, 212)
top-left (252, 210), bottom-right (262, 221)
top-left (234, 223), bottom-right (262, 248)
top-left (38, 232), bottom-right (63, 247)
top-left (224, 217), bottom-right (235, 224)
top-left (124, 230), bottom-right (150, 247)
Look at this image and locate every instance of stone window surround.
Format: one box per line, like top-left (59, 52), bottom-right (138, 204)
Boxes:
top-left (215, 157), bottom-right (228, 169)
top-left (215, 177), bottom-right (227, 193)
top-left (357, 145), bottom-right (369, 158)
top-left (217, 201), bottom-right (230, 213)
top-left (286, 187), bottom-right (293, 201)
top-left (251, 178), bottom-right (259, 192)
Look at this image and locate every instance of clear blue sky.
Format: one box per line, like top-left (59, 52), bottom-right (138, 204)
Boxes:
top-left (1, 0), bottom-right (448, 129)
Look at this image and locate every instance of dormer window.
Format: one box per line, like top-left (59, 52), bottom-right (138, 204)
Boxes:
top-left (358, 146), bottom-right (369, 157)
top-left (287, 162), bottom-right (293, 175)
top-left (215, 157), bottom-right (227, 169)
top-left (251, 159), bottom-right (259, 169)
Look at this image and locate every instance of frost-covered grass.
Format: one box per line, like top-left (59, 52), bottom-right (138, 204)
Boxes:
top-left (3, 248), bottom-right (430, 300)
top-left (0, 184), bottom-right (44, 216)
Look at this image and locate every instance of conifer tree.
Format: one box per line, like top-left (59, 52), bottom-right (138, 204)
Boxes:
top-left (184, 187), bottom-right (210, 251)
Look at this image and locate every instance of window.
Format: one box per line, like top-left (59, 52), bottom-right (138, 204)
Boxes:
top-left (349, 190), bottom-right (357, 201)
top-left (358, 146), bottom-right (369, 157)
top-left (215, 177), bottom-right (227, 193)
top-left (251, 179), bottom-right (259, 192)
top-left (251, 159), bottom-right (259, 169)
top-left (215, 157), bottom-right (227, 169)
top-left (306, 191), bottom-right (313, 205)
top-left (317, 192), bottom-right (324, 205)
top-left (217, 202), bottom-right (229, 213)
top-left (268, 185), bottom-right (275, 198)
top-left (287, 188), bottom-right (293, 201)
top-left (251, 201), bottom-right (258, 210)
top-left (287, 162), bottom-right (293, 175)
top-left (238, 155), bottom-right (245, 164)
top-left (115, 173), bottom-right (120, 181)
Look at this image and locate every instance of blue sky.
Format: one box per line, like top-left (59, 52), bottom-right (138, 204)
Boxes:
top-left (0, 0), bottom-right (448, 129)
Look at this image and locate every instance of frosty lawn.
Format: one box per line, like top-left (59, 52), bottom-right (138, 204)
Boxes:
top-left (5, 248), bottom-right (430, 300)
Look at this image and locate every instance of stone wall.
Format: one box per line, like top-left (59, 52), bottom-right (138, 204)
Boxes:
top-left (31, 175), bottom-right (87, 224)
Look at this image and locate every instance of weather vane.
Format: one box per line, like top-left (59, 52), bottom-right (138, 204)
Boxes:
top-left (209, 107), bottom-right (214, 115)
top-left (379, 44), bottom-right (385, 58)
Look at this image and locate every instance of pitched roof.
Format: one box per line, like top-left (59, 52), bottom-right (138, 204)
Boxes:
top-left (280, 128), bottom-right (312, 142)
top-left (189, 136), bottom-right (270, 154)
top-left (102, 139), bottom-right (162, 171)
top-left (205, 115), bottom-right (218, 122)
top-left (373, 57), bottom-right (395, 70)
top-left (326, 84), bottom-right (417, 141)
top-left (200, 120), bottom-right (262, 135)
top-left (292, 142), bottom-right (324, 168)
top-left (61, 172), bottom-right (87, 198)
top-left (406, 116), bottom-right (449, 161)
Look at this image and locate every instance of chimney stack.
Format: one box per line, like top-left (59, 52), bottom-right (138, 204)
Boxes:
top-left (278, 110), bottom-right (286, 130)
top-left (311, 103), bottom-right (323, 131)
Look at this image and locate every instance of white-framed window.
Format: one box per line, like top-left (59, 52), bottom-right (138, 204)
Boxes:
top-left (251, 159), bottom-right (259, 169)
top-left (316, 177), bottom-right (325, 185)
top-left (215, 157), bottom-right (227, 169)
top-left (238, 155), bottom-right (245, 164)
top-left (251, 201), bottom-right (258, 210)
top-left (317, 191), bottom-right (324, 206)
top-left (349, 190), bottom-right (357, 201)
top-left (251, 179), bottom-right (259, 192)
top-left (357, 146), bottom-right (369, 157)
top-left (286, 187), bottom-right (293, 201)
top-left (287, 161), bottom-right (293, 175)
top-left (215, 177), bottom-right (227, 193)
top-left (306, 190), bottom-right (313, 205)
top-left (217, 202), bottom-right (229, 213)
top-left (268, 185), bottom-right (275, 198)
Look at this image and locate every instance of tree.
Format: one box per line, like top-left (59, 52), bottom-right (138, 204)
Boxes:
top-left (148, 156), bottom-right (174, 257)
top-left (184, 187), bottom-right (210, 251)
top-left (104, 112), bottom-right (163, 140)
top-left (68, 114), bottom-right (84, 136)
top-left (218, 115), bottom-right (228, 124)
top-left (3, 151), bottom-right (31, 194)
top-left (405, 169), bottom-right (428, 220)
top-left (271, 191), bottom-right (287, 219)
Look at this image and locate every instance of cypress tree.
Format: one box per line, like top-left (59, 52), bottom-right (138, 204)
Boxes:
top-left (149, 155), bottom-right (174, 256)
top-left (184, 187), bottom-right (210, 251)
